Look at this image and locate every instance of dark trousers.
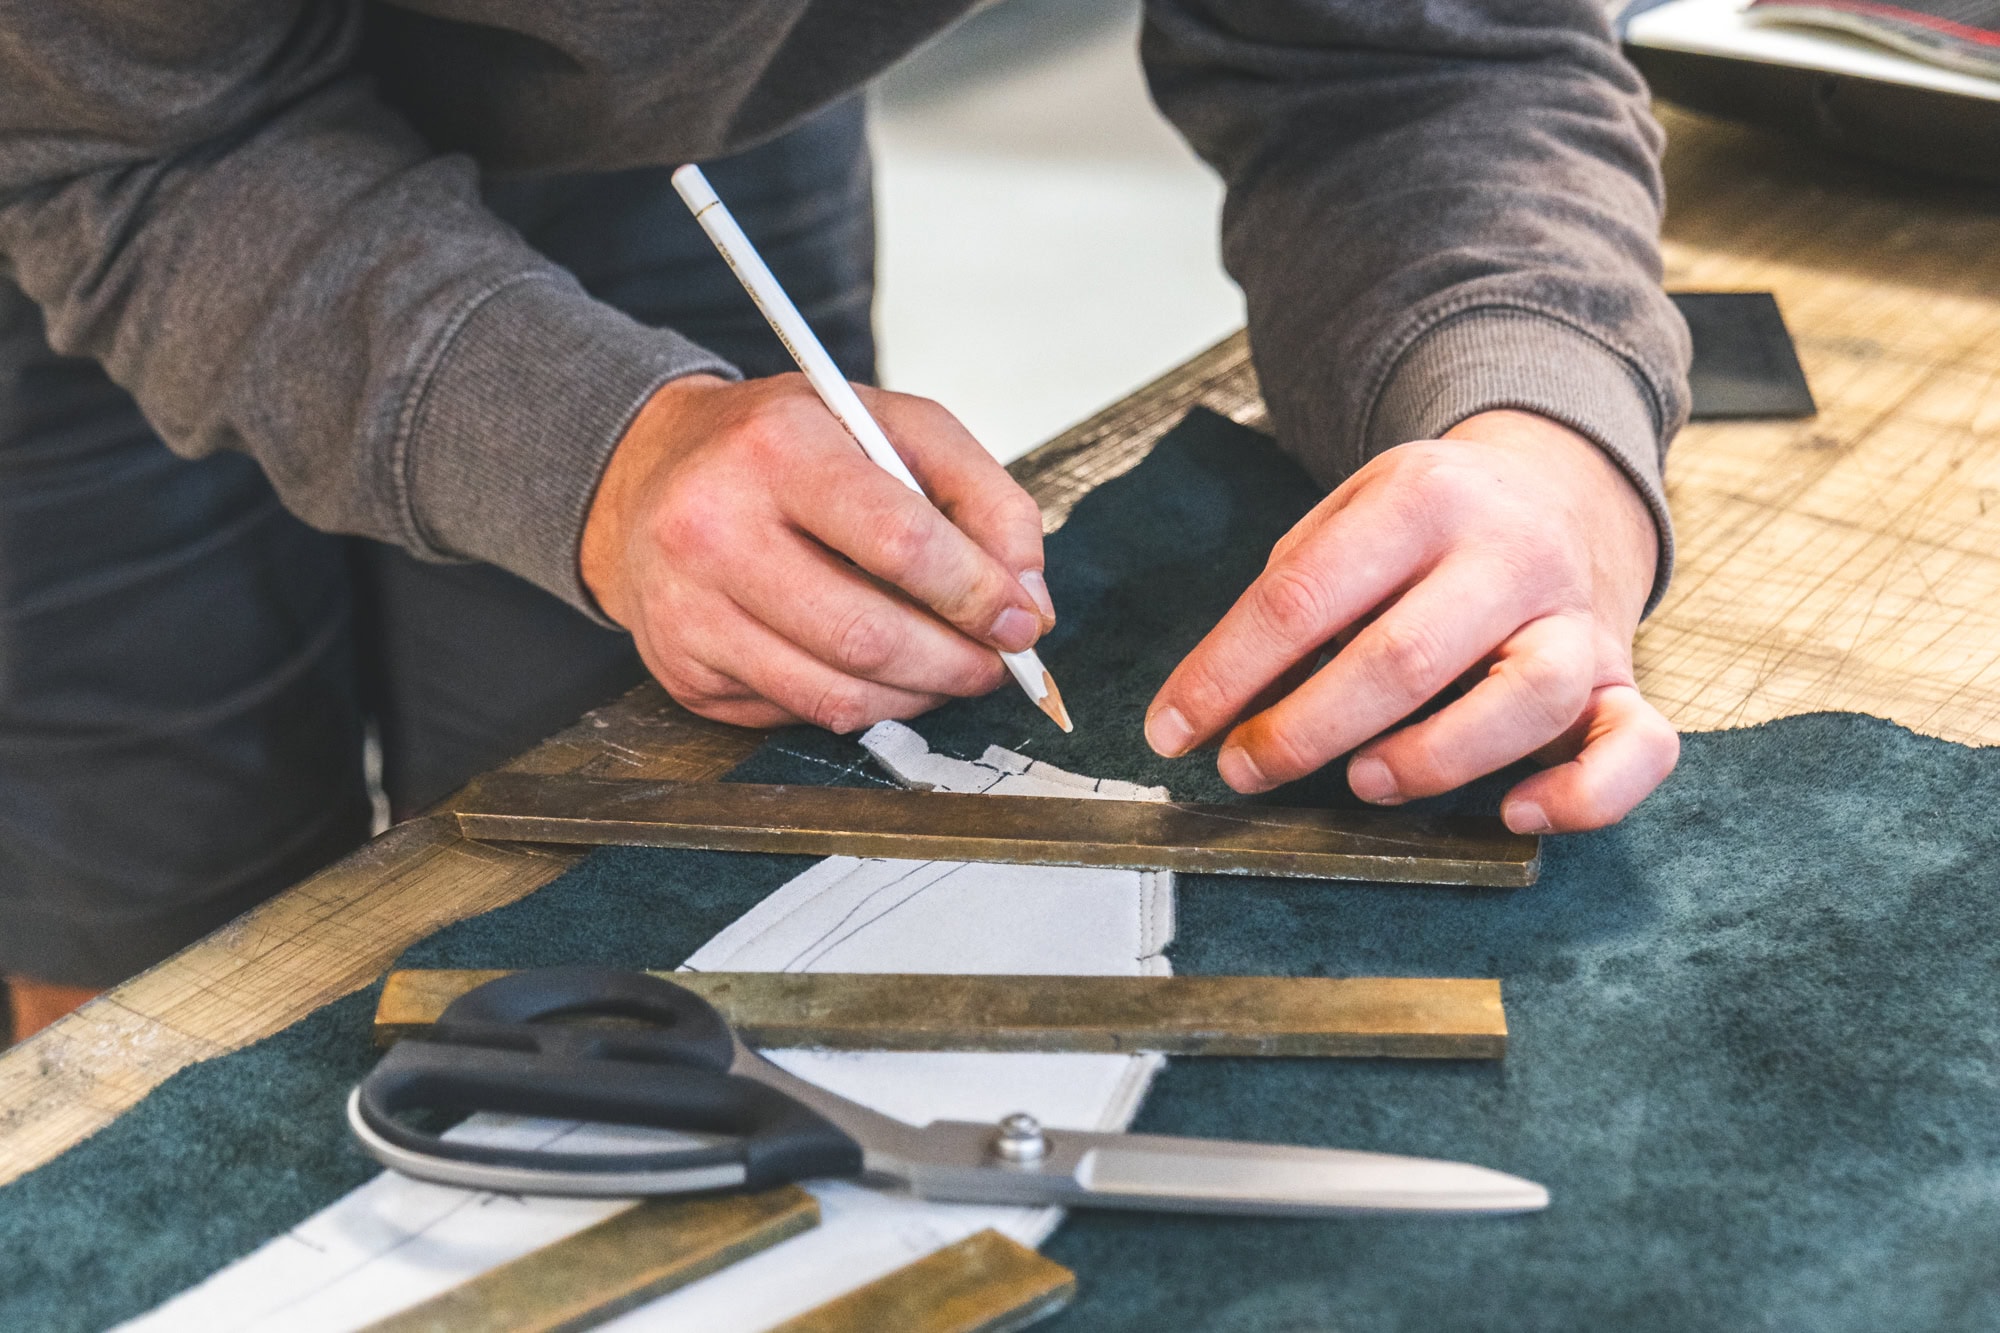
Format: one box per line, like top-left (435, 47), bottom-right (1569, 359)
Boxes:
top-left (0, 99), bottom-right (876, 987)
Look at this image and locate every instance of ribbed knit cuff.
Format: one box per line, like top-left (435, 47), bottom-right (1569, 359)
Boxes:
top-left (1370, 307), bottom-right (1676, 614)
top-left (400, 272), bottom-right (739, 618)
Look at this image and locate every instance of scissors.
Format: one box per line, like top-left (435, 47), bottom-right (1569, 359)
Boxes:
top-left (347, 967), bottom-right (1548, 1217)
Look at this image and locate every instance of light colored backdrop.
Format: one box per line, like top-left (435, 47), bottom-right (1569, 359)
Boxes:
top-left (869, 0), bottom-right (1246, 464)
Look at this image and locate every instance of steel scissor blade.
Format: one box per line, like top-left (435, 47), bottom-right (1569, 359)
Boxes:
top-left (1074, 1133), bottom-right (1547, 1216)
top-left (891, 1122), bottom-right (1548, 1217)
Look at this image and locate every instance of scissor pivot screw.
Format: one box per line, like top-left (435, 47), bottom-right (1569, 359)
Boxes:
top-left (993, 1112), bottom-right (1048, 1164)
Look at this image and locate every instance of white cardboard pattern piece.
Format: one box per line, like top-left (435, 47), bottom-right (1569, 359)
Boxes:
top-left (121, 722), bottom-right (1174, 1333)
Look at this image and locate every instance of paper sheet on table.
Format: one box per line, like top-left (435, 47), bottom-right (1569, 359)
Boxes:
top-left (122, 722), bottom-right (1174, 1333)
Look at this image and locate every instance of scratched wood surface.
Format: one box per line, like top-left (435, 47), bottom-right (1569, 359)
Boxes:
top-left (6, 108), bottom-right (2000, 1189)
top-left (1642, 106), bottom-right (2000, 743)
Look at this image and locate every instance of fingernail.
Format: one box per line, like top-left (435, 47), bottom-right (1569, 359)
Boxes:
top-left (989, 605), bottom-right (1038, 652)
top-left (1145, 706), bottom-right (1194, 757)
top-left (1019, 570), bottom-right (1056, 625)
top-left (1218, 743), bottom-right (1268, 792)
top-left (1505, 800), bottom-right (1552, 834)
top-left (1348, 757), bottom-right (1401, 804)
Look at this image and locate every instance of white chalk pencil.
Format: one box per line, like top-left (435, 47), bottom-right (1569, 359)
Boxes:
top-left (671, 163), bottom-right (1072, 733)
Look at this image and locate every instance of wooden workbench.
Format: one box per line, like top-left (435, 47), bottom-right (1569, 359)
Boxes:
top-left (5, 107), bottom-right (1998, 1190)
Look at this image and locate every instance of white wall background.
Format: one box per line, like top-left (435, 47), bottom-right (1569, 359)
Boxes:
top-left (868, 0), bottom-right (1246, 463)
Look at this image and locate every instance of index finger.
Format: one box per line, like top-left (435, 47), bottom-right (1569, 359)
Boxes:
top-left (1214, 557), bottom-right (1534, 791)
top-left (1144, 493), bottom-right (1424, 757)
top-left (784, 435), bottom-right (1045, 656)
top-left (857, 387), bottom-right (1049, 593)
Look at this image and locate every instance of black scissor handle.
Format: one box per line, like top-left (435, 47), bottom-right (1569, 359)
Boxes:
top-left (438, 966), bottom-right (734, 1050)
top-left (424, 966), bottom-right (740, 1070)
top-left (352, 968), bottom-right (862, 1195)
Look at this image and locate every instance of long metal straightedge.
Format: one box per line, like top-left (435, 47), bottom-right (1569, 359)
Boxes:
top-left (767, 1230), bottom-right (1074, 1333)
top-left (359, 1188), bottom-right (818, 1333)
top-left (450, 773), bottom-right (1539, 887)
top-left (374, 971), bottom-right (1508, 1059)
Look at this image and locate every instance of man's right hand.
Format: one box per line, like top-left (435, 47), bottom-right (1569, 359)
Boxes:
top-left (580, 373), bottom-right (1055, 732)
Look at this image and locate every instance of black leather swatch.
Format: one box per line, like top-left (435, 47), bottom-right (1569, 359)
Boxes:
top-left (1673, 290), bottom-right (1817, 420)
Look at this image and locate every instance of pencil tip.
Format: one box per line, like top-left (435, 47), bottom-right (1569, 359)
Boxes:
top-left (1037, 671), bottom-right (1074, 733)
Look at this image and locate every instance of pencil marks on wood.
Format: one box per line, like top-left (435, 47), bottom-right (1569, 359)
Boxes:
top-left (1640, 107), bottom-right (2000, 747)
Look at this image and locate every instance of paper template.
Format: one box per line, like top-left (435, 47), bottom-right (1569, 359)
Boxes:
top-left (122, 723), bottom-right (1174, 1333)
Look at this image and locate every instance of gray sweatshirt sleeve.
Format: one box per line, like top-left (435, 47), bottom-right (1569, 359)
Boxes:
top-left (0, 2), bottom-right (735, 612)
top-left (1143, 0), bottom-right (1692, 606)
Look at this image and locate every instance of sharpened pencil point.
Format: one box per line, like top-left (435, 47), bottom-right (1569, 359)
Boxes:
top-left (1038, 671), bottom-right (1074, 733)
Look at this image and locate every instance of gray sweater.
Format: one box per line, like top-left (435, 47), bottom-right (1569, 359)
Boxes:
top-left (0, 1), bottom-right (1689, 615)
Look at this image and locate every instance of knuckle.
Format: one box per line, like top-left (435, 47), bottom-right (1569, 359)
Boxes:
top-left (1173, 661), bottom-right (1239, 731)
top-left (735, 411), bottom-right (790, 465)
top-left (779, 393), bottom-right (833, 435)
top-left (656, 663), bottom-right (732, 712)
top-left (962, 487), bottom-right (1040, 552)
top-left (747, 399), bottom-right (824, 463)
top-left (759, 373), bottom-right (813, 415)
top-left (1355, 443), bottom-right (1415, 484)
top-left (992, 486), bottom-right (1044, 535)
top-left (1512, 653), bottom-right (1590, 732)
top-left (908, 395), bottom-right (961, 435)
top-left (1251, 562), bottom-right (1334, 643)
top-left (653, 495), bottom-right (722, 560)
top-left (870, 504), bottom-right (936, 580)
top-left (1384, 452), bottom-right (1504, 534)
top-left (1377, 442), bottom-right (1449, 485)
top-left (1428, 459), bottom-right (1490, 508)
top-left (830, 607), bottom-right (904, 675)
top-left (1371, 619), bottom-right (1447, 689)
top-left (1267, 494), bottom-right (1336, 566)
top-left (1498, 533), bottom-right (1583, 605)
top-left (1400, 464), bottom-right (1480, 528)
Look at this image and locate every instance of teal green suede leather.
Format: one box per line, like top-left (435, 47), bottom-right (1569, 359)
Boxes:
top-left (3, 411), bottom-right (1994, 1331)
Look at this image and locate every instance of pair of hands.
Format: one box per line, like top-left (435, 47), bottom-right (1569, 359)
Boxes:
top-left (580, 374), bottom-right (1678, 833)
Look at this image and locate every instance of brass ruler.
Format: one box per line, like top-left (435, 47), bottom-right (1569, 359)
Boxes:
top-left (361, 1188), bottom-right (817, 1333)
top-left (376, 970), bottom-right (1508, 1060)
top-left (450, 773), bottom-right (1539, 887)
top-left (360, 1193), bottom-right (1071, 1333)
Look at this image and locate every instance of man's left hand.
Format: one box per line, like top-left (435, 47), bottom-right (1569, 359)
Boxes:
top-left (1143, 410), bottom-right (1678, 834)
